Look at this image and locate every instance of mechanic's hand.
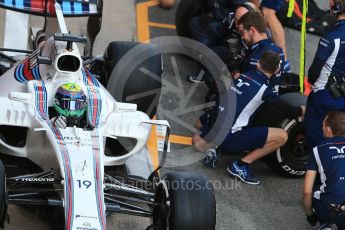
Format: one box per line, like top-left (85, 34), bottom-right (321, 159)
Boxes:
top-left (232, 72), bottom-right (241, 79)
top-left (306, 211), bottom-right (318, 226)
top-left (51, 116), bottom-right (67, 129)
top-left (297, 106), bottom-right (306, 122)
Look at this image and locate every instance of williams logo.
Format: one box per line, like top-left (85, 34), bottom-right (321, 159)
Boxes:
top-left (75, 214), bottom-right (97, 220)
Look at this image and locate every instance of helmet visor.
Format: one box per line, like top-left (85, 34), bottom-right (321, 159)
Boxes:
top-left (57, 98), bottom-right (86, 111)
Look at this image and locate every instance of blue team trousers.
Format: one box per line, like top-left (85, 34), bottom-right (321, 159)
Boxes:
top-left (304, 90), bottom-right (345, 149)
top-left (188, 16), bottom-right (227, 47)
top-left (313, 198), bottom-right (345, 229)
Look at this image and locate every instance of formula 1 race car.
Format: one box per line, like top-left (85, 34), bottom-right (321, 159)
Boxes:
top-left (175, 0), bottom-right (310, 177)
top-left (0, 1), bottom-right (216, 229)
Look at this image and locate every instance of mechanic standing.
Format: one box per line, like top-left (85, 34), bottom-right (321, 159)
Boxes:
top-left (304, 0), bottom-right (345, 149)
top-left (192, 51), bottom-right (305, 185)
top-left (303, 111), bottom-right (345, 230)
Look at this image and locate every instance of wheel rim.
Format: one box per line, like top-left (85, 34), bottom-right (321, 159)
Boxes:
top-left (280, 119), bottom-right (310, 167)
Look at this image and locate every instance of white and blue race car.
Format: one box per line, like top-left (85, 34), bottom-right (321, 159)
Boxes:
top-left (0, 1), bottom-right (216, 229)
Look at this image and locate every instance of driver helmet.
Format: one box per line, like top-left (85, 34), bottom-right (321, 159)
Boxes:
top-left (54, 83), bottom-right (86, 118)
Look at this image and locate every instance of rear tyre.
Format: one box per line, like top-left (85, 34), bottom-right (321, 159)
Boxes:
top-left (253, 92), bottom-right (308, 177)
top-left (104, 41), bottom-right (162, 118)
top-left (264, 118), bottom-right (308, 177)
top-left (153, 171), bottom-right (216, 230)
top-left (175, 0), bottom-right (208, 38)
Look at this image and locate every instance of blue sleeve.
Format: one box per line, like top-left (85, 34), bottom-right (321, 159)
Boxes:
top-left (262, 85), bottom-right (279, 101)
top-left (308, 35), bottom-right (335, 84)
top-left (261, 0), bottom-right (284, 11)
top-left (306, 148), bottom-right (318, 171)
top-left (314, 35), bottom-right (335, 61)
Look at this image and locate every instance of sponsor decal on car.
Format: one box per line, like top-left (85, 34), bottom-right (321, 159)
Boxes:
top-left (75, 215), bottom-right (98, 220)
top-left (75, 222), bottom-right (98, 230)
top-left (15, 178), bottom-right (55, 182)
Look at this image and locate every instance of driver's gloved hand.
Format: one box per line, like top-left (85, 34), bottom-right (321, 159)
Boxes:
top-left (306, 211), bottom-right (319, 226)
top-left (51, 116), bottom-right (67, 129)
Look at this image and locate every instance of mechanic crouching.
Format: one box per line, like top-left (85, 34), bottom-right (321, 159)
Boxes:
top-left (304, 0), bottom-right (345, 149)
top-left (190, 10), bottom-right (290, 106)
top-left (192, 51), bottom-right (305, 185)
top-left (251, 0), bottom-right (287, 57)
top-left (188, 0), bottom-right (247, 47)
top-left (303, 111), bottom-right (345, 230)
top-left (236, 11), bottom-right (289, 86)
top-left (187, 2), bottom-right (259, 85)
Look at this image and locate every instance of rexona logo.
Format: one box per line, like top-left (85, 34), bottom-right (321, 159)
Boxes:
top-left (15, 178), bottom-right (55, 182)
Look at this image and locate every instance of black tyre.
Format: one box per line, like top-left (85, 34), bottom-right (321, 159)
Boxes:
top-left (153, 171), bottom-right (216, 230)
top-left (175, 0), bottom-right (208, 38)
top-left (0, 161), bottom-right (6, 228)
top-left (253, 92), bottom-right (308, 177)
top-left (104, 41), bottom-right (162, 118)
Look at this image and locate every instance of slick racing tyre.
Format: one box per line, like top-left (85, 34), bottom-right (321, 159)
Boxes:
top-left (153, 171), bottom-right (216, 230)
top-left (175, 0), bottom-right (208, 38)
top-left (105, 41), bottom-right (162, 118)
top-left (253, 92), bottom-right (308, 177)
top-left (0, 161), bottom-right (6, 228)
top-left (265, 117), bottom-right (308, 177)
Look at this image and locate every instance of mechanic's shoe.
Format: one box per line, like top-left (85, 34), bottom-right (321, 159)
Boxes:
top-left (227, 161), bottom-right (261, 185)
top-left (203, 148), bottom-right (220, 169)
top-left (319, 224), bottom-right (332, 230)
top-left (187, 73), bottom-right (205, 83)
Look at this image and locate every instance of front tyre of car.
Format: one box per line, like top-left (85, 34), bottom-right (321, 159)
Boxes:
top-left (152, 171), bottom-right (216, 230)
top-left (104, 41), bottom-right (162, 118)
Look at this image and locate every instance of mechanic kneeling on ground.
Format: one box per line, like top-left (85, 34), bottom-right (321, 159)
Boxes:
top-left (192, 51), bottom-right (305, 185)
top-left (303, 111), bottom-right (345, 230)
top-left (51, 82), bottom-right (88, 129)
top-left (251, 0), bottom-right (287, 58)
top-left (304, 0), bottom-right (345, 149)
top-left (191, 11), bottom-right (290, 104)
top-left (188, 0), bottom-right (247, 48)
top-left (187, 2), bottom-right (259, 84)
top-left (236, 11), bottom-right (289, 85)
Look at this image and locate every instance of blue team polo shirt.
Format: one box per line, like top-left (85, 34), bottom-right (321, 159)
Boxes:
top-left (307, 136), bottom-right (345, 205)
